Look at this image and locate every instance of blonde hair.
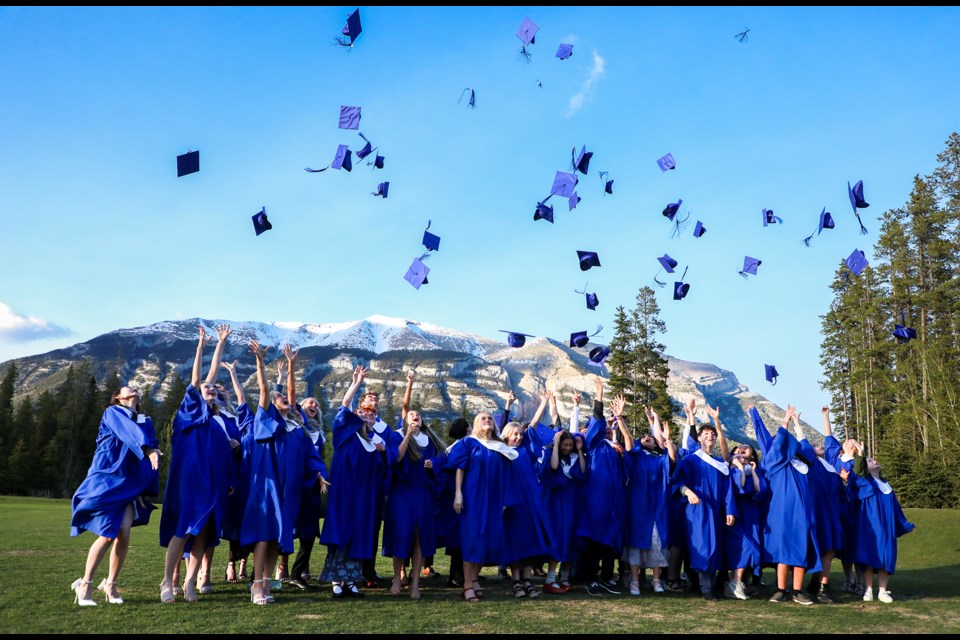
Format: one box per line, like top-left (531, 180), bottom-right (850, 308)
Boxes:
top-left (500, 422), bottom-right (523, 444)
top-left (472, 412), bottom-right (495, 440)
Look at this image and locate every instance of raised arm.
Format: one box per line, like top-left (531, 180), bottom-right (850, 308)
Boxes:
top-left (645, 405), bottom-right (663, 442)
top-left (550, 430), bottom-right (562, 471)
top-left (248, 340), bottom-right (271, 410)
top-left (611, 394), bottom-right (634, 451)
top-left (283, 344), bottom-right (298, 406)
top-left (220, 359), bottom-right (245, 406)
top-left (706, 403), bottom-right (730, 462)
top-left (191, 325), bottom-right (211, 388)
top-left (661, 417), bottom-right (677, 462)
top-left (401, 371), bottom-right (414, 423)
top-left (821, 405), bottom-right (832, 438)
top-left (205, 324), bottom-right (232, 384)
top-left (341, 365), bottom-right (367, 408)
top-left (593, 376), bottom-right (604, 419)
top-left (529, 391), bottom-right (550, 428)
top-left (790, 409), bottom-right (805, 442)
top-left (548, 391), bottom-right (560, 427)
top-left (569, 391), bottom-right (581, 433)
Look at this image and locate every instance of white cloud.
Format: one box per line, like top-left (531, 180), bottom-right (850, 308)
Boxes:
top-left (567, 50), bottom-right (606, 117)
top-left (0, 302), bottom-right (72, 342)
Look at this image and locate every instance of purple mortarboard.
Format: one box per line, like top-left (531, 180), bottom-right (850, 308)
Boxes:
top-left (371, 154), bottom-right (385, 169)
top-left (459, 87), bottom-right (476, 109)
top-left (577, 250), bottom-right (601, 271)
top-left (673, 282), bottom-right (690, 300)
top-left (657, 254), bottom-right (678, 273)
top-left (585, 292), bottom-right (599, 310)
top-left (762, 208), bottom-right (783, 227)
top-left (422, 220), bottom-right (440, 251)
top-left (570, 331), bottom-right (589, 348)
top-left (252, 207), bottom-right (272, 236)
top-left (501, 330), bottom-right (534, 348)
top-left (657, 153), bottom-right (676, 172)
top-left (339, 105), bottom-right (361, 130)
top-left (848, 180), bottom-right (870, 234)
top-left (176, 150), bottom-right (199, 177)
top-left (803, 208), bottom-right (835, 246)
top-left (598, 171), bottom-right (613, 195)
top-left (846, 248), bottom-right (868, 276)
top-left (556, 43), bottom-right (574, 60)
top-left (588, 346), bottom-right (611, 367)
top-left (551, 171), bottom-right (579, 198)
top-left (573, 146), bottom-right (593, 175)
top-left (662, 199), bottom-right (683, 221)
top-left (338, 9), bottom-right (362, 47)
top-left (355, 133), bottom-right (375, 160)
top-left (372, 182), bottom-right (389, 198)
top-left (893, 324), bottom-right (917, 343)
top-left (404, 257), bottom-right (430, 290)
top-left (765, 364), bottom-right (779, 385)
top-left (534, 201), bottom-right (554, 223)
top-left (739, 256), bottom-right (762, 278)
top-left (332, 144), bottom-right (352, 171)
top-left (568, 192), bottom-right (581, 211)
top-left (516, 17), bottom-right (538, 61)
top-left (693, 220), bottom-right (706, 238)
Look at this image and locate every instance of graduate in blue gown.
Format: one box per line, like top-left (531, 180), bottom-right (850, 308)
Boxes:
top-left (241, 343), bottom-right (325, 605)
top-left (448, 411), bottom-right (516, 603)
top-left (319, 365), bottom-right (389, 598)
top-left (160, 324), bottom-right (238, 604)
top-left (750, 404), bottom-right (821, 605)
top-left (433, 418), bottom-right (470, 588)
top-left (673, 403), bottom-right (737, 600)
top-left (70, 386), bottom-right (160, 606)
top-left (665, 399), bottom-right (704, 592)
top-left (287, 394), bottom-right (330, 590)
top-left (843, 456), bottom-right (915, 603)
top-left (724, 443), bottom-right (769, 600)
top-left (823, 410), bottom-right (865, 593)
top-left (623, 404), bottom-right (676, 596)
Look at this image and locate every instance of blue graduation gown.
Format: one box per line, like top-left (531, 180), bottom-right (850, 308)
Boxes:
top-left (724, 466), bottom-right (769, 572)
top-left (319, 407), bottom-right (383, 560)
top-left (445, 436), bottom-right (510, 565)
top-left (502, 429), bottom-right (553, 565)
top-left (294, 406), bottom-right (328, 541)
top-left (623, 446), bottom-right (672, 550)
top-left (673, 450), bottom-right (737, 572)
top-left (240, 406), bottom-right (323, 554)
top-left (802, 440), bottom-right (845, 555)
top-left (847, 474), bottom-right (914, 573)
top-left (667, 427), bottom-right (699, 551)
top-left (575, 416), bottom-right (626, 551)
top-left (433, 442), bottom-right (462, 553)
top-left (382, 432), bottom-right (440, 559)
top-left (539, 442), bottom-right (587, 563)
top-left (825, 435), bottom-right (860, 561)
top-left (218, 408), bottom-right (246, 543)
top-left (71, 406), bottom-right (159, 538)
top-left (751, 408), bottom-right (821, 571)
top-left (159, 385), bottom-right (235, 549)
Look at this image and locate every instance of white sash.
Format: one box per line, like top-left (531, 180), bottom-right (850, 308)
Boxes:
top-left (412, 431), bottom-right (428, 448)
top-left (561, 453), bottom-right (580, 479)
top-left (357, 432), bottom-right (378, 452)
top-left (370, 419), bottom-right (389, 446)
top-left (469, 435), bottom-right (519, 460)
top-left (875, 477), bottom-right (893, 495)
top-left (840, 453), bottom-right (854, 463)
top-left (212, 415), bottom-right (231, 439)
top-left (693, 449), bottom-right (729, 475)
top-left (817, 457), bottom-right (837, 474)
top-left (790, 458), bottom-right (809, 475)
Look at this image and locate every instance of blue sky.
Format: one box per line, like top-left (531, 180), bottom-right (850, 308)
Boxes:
top-left (2, 6), bottom-right (958, 423)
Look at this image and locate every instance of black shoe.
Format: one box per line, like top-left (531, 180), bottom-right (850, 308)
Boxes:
top-left (769, 590), bottom-right (787, 603)
top-left (585, 582), bottom-right (605, 596)
top-left (332, 584), bottom-right (345, 599)
top-left (345, 582), bottom-right (365, 598)
top-left (701, 590), bottom-right (719, 601)
top-left (289, 577), bottom-right (311, 591)
top-left (600, 578), bottom-right (622, 595)
top-left (817, 585), bottom-right (835, 605)
top-left (447, 577), bottom-right (464, 589)
top-left (793, 592), bottom-right (814, 606)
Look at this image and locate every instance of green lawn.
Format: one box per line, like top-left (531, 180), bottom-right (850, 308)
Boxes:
top-left (1, 497), bottom-right (958, 633)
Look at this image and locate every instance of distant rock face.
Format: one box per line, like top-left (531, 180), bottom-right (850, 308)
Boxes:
top-left (4, 315), bottom-right (819, 446)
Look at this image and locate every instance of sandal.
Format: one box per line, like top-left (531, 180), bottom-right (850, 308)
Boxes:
top-left (512, 580), bottom-right (526, 599)
top-left (238, 558), bottom-right (248, 583)
top-left (225, 561), bottom-right (238, 584)
top-left (159, 580), bottom-right (175, 604)
top-left (472, 581), bottom-right (485, 600)
top-left (198, 571), bottom-right (213, 595)
top-left (462, 587), bottom-right (480, 603)
top-left (251, 579), bottom-right (269, 605)
top-left (524, 582), bottom-right (540, 598)
top-left (183, 579), bottom-right (199, 603)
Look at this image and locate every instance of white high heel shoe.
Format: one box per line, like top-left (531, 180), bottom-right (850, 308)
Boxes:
top-left (71, 578), bottom-right (97, 607)
top-left (97, 578), bottom-right (124, 604)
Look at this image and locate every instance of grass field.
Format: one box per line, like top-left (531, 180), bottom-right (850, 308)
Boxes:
top-left (1, 497), bottom-right (958, 634)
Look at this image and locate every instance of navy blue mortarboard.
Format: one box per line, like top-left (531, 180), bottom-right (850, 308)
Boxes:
top-left (339, 106), bottom-right (361, 130)
top-left (404, 257), bottom-right (430, 290)
top-left (516, 17), bottom-right (538, 62)
top-left (305, 144), bottom-right (352, 173)
top-left (657, 153), bottom-right (676, 172)
top-left (848, 180), bottom-right (870, 235)
top-left (355, 132), bottom-right (375, 160)
top-left (893, 324), bottom-right (917, 343)
top-left (803, 208), bottom-right (835, 246)
top-left (252, 207), bottom-right (272, 236)
top-left (534, 201), bottom-right (554, 223)
top-left (459, 87), bottom-right (476, 109)
top-left (556, 43), bottom-right (574, 60)
top-left (573, 146), bottom-right (593, 175)
top-left (673, 266), bottom-right (690, 300)
top-left (337, 9), bottom-right (362, 47)
top-left (568, 192), bottom-right (581, 211)
top-left (176, 150), bottom-right (199, 177)
top-left (657, 254), bottom-right (678, 273)
top-left (739, 256), bottom-right (762, 278)
top-left (693, 220), bottom-right (707, 238)
top-left (551, 171), bottom-right (579, 197)
top-left (762, 208), bottom-right (783, 227)
top-left (370, 154), bottom-right (385, 169)
top-left (588, 346), bottom-right (610, 367)
top-left (846, 248), bottom-right (868, 276)
top-left (585, 292), bottom-right (599, 310)
top-left (500, 330), bottom-right (534, 348)
top-left (598, 171), bottom-right (614, 195)
top-left (570, 326), bottom-right (602, 348)
top-left (764, 364), bottom-right (779, 385)
top-left (662, 199), bottom-right (682, 221)
top-left (577, 250), bottom-right (601, 271)
top-left (422, 220), bottom-right (440, 251)
top-left (372, 182), bottom-right (389, 198)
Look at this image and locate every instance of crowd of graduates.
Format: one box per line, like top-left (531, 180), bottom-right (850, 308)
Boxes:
top-left (68, 325), bottom-right (914, 607)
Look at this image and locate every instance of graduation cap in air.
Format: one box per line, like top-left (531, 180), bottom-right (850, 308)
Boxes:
top-left (459, 87), bottom-right (476, 109)
top-left (673, 266), bottom-right (690, 300)
top-left (568, 192), bottom-right (581, 211)
top-left (575, 283), bottom-right (599, 310)
top-left (551, 171), bottom-right (579, 198)
top-left (534, 201), bottom-right (554, 223)
top-left (762, 208), bottom-right (783, 227)
top-left (693, 220), bottom-right (707, 238)
top-left (404, 256), bottom-right (430, 290)
top-left (653, 254), bottom-right (678, 288)
top-left (572, 146), bottom-right (593, 175)
top-left (803, 208), bottom-right (835, 246)
top-left (569, 326), bottom-right (602, 348)
top-left (765, 364), bottom-right (779, 385)
top-left (422, 220), bottom-right (440, 252)
top-left (501, 330), bottom-right (534, 348)
top-left (893, 311), bottom-right (917, 343)
top-left (588, 346), bottom-right (611, 367)
top-left (176, 150), bottom-right (199, 177)
top-left (252, 207), bottom-right (272, 236)
top-left (739, 256), bottom-right (762, 278)
top-left (372, 182), bottom-right (389, 198)
top-left (355, 133), bottom-right (376, 160)
top-left (305, 144), bottom-right (352, 173)
top-left (556, 43), bottom-right (574, 60)
top-left (516, 17), bottom-right (538, 62)
top-left (662, 199), bottom-right (688, 237)
top-left (657, 153), bottom-right (676, 172)
top-left (339, 106), bottom-right (361, 130)
top-left (336, 8), bottom-right (362, 47)
top-left (848, 180), bottom-right (870, 235)
top-left (577, 250), bottom-right (601, 271)
top-left (846, 248), bottom-right (868, 276)
top-left (369, 154), bottom-right (385, 169)
top-left (598, 171), bottom-right (614, 195)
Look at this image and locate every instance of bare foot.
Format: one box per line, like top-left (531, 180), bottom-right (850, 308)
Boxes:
top-left (410, 581), bottom-right (421, 600)
top-left (390, 578), bottom-right (401, 596)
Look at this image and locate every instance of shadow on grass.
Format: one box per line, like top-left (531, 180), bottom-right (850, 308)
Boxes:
top-left (886, 563), bottom-right (960, 599)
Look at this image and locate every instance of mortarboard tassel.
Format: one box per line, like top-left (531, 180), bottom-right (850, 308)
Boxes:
top-left (459, 88), bottom-right (476, 109)
top-left (855, 213), bottom-right (869, 235)
top-left (653, 274), bottom-right (666, 288)
top-left (803, 228), bottom-right (816, 247)
top-left (671, 213), bottom-right (690, 239)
